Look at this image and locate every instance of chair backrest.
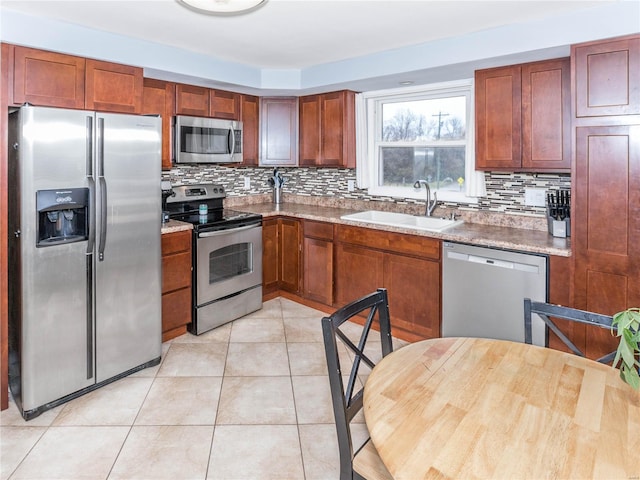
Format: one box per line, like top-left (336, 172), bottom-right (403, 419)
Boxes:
top-left (322, 288), bottom-right (393, 480)
top-left (523, 298), bottom-right (616, 363)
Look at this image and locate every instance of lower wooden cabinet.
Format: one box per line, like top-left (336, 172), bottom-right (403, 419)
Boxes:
top-left (262, 217), bottom-right (301, 295)
top-left (161, 230), bottom-right (192, 342)
top-left (262, 219), bottom-right (279, 295)
top-left (303, 220), bottom-right (334, 305)
top-left (279, 218), bottom-right (302, 294)
top-left (334, 225), bottom-right (441, 342)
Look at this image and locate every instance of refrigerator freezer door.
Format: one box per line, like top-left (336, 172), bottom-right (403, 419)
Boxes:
top-left (94, 113), bottom-right (162, 382)
top-left (11, 107), bottom-right (95, 411)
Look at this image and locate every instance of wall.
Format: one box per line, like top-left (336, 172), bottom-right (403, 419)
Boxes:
top-left (162, 165), bottom-right (570, 217)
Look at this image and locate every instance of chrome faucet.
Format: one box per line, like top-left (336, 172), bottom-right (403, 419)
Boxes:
top-left (413, 180), bottom-right (438, 217)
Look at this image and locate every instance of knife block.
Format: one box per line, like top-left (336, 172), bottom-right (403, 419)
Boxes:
top-left (546, 209), bottom-right (571, 238)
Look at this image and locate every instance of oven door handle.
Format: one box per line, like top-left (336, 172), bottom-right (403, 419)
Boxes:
top-left (198, 223), bottom-right (260, 238)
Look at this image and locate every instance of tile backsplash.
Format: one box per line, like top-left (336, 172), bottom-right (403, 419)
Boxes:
top-left (162, 165), bottom-right (570, 217)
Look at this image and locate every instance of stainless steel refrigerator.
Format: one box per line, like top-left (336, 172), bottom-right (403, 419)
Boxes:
top-left (8, 105), bottom-right (162, 420)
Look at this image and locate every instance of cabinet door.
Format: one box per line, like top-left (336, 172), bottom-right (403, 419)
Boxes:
top-left (279, 218), bottom-right (301, 294)
top-left (85, 59), bottom-right (143, 114)
top-left (240, 94), bottom-right (260, 166)
top-left (12, 46), bottom-right (85, 108)
top-left (383, 252), bottom-right (440, 340)
top-left (546, 255), bottom-right (584, 355)
top-left (209, 89), bottom-right (240, 120)
top-left (175, 84), bottom-right (209, 116)
top-left (334, 243), bottom-right (384, 307)
top-left (303, 237), bottom-right (333, 305)
top-left (573, 124), bottom-right (640, 324)
top-left (161, 230), bottom-right (192, 341)
top-left (262, 219), bottom-right (279, 295)
top-left (143, 78), bottom-right (175, 170)
top-left (475, 65), bottom-right (522, 170)
top-left (521, 58), bottom-right (571, 171)
top-left (260, 97), bottom-right (298, 166)
top-left (321, 91), bottom-right (355, 167)
top-left (162, 288), bottom-right (192, 341)
top-left (299, 95), bottom-right (320, 166)
top-left (573, 35), bottom-right (640, 117)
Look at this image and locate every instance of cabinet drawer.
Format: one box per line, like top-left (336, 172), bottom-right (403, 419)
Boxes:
top-left (162, 287), bottom-right (192, 333)
top-left (161, 230), bottom-right (191, 255)
top-left (336, 225), bottom-right (440, 260)
top-left (162, 251), bottom-right (192, 293)
top-left (303, 220), bottom-right (333, 240)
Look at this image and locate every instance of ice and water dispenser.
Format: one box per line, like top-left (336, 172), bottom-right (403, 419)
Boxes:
top-left (36, 188), bottom-right (89, 247)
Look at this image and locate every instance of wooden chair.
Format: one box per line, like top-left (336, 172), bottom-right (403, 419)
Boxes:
top-left (523, 298), bottom-right (616, 363)
top-left (322, 288), bottom-right (394, 480)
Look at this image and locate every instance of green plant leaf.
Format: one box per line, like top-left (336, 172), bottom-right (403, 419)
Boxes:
top-left (612, 308), bottom-right (640, 390)
top-left (622, 365), bottom-right (640, 390)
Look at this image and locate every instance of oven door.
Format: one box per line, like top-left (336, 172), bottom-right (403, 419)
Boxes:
top-left (196, 223), bottom-right (262, 306)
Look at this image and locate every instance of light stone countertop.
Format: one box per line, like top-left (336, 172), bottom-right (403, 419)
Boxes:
top-left (233, 202), bottom-right (571, 257)
top-left (161, 219), bottom-right (193, 234)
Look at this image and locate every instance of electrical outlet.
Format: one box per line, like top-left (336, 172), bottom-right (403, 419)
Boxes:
top-left (243, 176), bottom-right (250, 190)
top-left (347, 180), bottom-right (355, 192)
top-left (524, 188), bottom-right (546, 207)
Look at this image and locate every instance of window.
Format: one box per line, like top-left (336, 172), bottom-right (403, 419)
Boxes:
top-left (359, 80), bottom-right (482, 203)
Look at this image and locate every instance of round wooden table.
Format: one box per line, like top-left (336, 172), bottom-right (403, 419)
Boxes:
top-left (363, 337), bottom-right (640, 479)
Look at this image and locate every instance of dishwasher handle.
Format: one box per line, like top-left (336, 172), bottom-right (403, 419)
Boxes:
top-left (446, 250), bottom-right (539, 273)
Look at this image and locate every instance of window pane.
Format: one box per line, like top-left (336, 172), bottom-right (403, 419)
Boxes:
top-left (380, 146), bottom-right (466, 192)
top-left (382, 96), bottom-right (466, 141)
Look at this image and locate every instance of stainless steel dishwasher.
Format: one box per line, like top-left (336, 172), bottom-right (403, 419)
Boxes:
top-left (442, 242), bottom-right (547, 346)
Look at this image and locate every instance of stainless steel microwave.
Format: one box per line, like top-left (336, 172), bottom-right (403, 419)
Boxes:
top-left (174, 116), bottom-right (242, 164)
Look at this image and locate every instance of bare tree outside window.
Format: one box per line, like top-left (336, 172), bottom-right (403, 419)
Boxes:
top-left (379, 96), bottom-right (466, 191)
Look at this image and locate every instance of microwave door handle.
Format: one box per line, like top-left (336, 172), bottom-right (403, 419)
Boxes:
top-left (229, 128), bottom-right (235, 160)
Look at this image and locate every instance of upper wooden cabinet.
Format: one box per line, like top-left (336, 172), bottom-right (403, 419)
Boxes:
top-left (299, 90), bottom-right (355, 168)
top-left (475, 58), bottom-right (571, 172)
top-left (142, 78), bottom-right (175, 170)
top-left (175, 83), bottom-right (209, 116)
top-left (210, 88), bottom-right (240, 120)
top-left (260, 97), bottom-right (298, 166)
top-left (240, 94), bottom-right (260, 166)
top-left (574, 35), bottom-right (640, 117)
top-left (175, 84), bottom-right (241, 119)
top-left (11, 46), bottom-right (85, 109)
top-left (85, 59), bottom-right (143, 114)
top-left (10, 45), bottom-right (143, 114)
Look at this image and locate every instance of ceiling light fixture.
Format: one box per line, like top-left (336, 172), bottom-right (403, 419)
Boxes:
top-left (177, 0), bottom-right (267, 15)
top-left (399, 81), bottom-right (414, 86)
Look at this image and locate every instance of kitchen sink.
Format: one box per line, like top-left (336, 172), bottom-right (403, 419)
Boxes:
top-left (340, 210), bottom-right (463, 232)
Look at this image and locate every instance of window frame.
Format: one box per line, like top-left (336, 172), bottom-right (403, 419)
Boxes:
top-left (362, 79), bottom-right (479, 203)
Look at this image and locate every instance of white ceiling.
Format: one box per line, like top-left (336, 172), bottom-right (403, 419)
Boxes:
top-left (0, 0), bottom-right (612, 70)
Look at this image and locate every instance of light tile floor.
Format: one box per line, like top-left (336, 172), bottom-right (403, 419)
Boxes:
top-left (1, 297), bottom-right (407, 480)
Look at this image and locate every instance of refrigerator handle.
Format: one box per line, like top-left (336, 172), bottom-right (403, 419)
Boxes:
top-left (86, 254), bottom-right (94, 379)
top-left (87, 177), bottom-right (96, 254)
top-left (97, 118), bottom-right (107, 261)
top-left (86, 116), bottom-right (96, 255)
top-left (86, 116), bottom-right (93, 177)
top-left (97, 117), bottom-right (105, 176)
